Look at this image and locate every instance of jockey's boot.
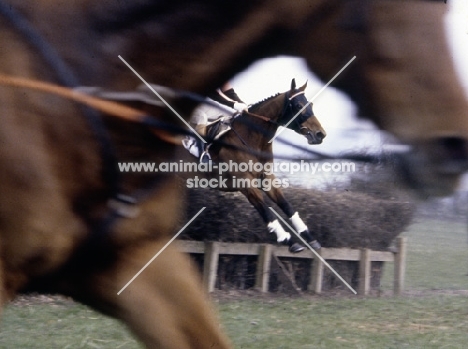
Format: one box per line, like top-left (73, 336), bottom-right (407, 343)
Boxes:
top-left (223, 87), bottom-right (245, 105)
top-left (182, 136), bottom-right (200, 158)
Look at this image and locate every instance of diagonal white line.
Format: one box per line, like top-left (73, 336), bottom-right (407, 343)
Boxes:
top-left (269, 56), bottom-right (356, 143)
top-left (268, 207), bottom-right (357, 295)
top-left (118, 55), bottom-right (206, 143)
top-left (117, 207), bottom-right (206, 295)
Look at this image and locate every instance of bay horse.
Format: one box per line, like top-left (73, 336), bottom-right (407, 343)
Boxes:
top-left (1, 0), bottom-right (468, 348)
top-left (199, 79), bottom-right (325, 252)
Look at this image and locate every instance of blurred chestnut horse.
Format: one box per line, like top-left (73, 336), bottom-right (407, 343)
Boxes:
top-left (1, 0), bottom-right (467, 348)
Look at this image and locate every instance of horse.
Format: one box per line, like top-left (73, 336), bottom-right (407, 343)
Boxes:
top-left (194, 79), bottom-right (325, 253)
top-left (0, 1), bottom-right (234, 348)
top-left (1, 0), bottom-right (468, 348)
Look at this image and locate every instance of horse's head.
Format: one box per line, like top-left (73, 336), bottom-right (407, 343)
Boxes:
top-left (281, 79), bottom-right (326, 145)
top-left (291, 1), bottom-right (468, 196)
top-left (359, 1), bottom-right (468, 197)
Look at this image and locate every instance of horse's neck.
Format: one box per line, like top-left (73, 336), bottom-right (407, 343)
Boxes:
top-left (4, 1), bottom-right (222, 94)
top-left (87, 1), bottom-right (263, 95)
top-left (249, 94), bottom-right (286, 124)
top-left (227, 94), bottom-right (284, 152)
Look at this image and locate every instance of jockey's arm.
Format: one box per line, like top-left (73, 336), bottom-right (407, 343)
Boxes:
top-left (208, 84), bottom-right (248, 112)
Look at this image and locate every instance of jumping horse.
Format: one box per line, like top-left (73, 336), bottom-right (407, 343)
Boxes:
top-left (201, 79), bottom-right (325, 252)
top-left (1, 0), bottom-right (468, 348)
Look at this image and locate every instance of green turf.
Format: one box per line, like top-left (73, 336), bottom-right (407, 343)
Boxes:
top-left (0, 301), bottom-right (141, 348)
top-left (381, 218), bottom-right (468, 291)
top-left (219, 296), bottom-right (468, 349)
top-left (2, 295), bottom-right (468, 348)
top-left (1, 217), bottom-right (467, 348)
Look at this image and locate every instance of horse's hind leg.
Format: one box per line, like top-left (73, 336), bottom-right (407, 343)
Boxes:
top-left (263, 175), bottom-right (321, 250)
top-left (241, 187), bottom-right (299, 249)
top-left (78, 242), bottom-right (232, 349)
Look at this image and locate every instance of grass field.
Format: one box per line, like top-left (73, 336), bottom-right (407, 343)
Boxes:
top-left (381, 217), bottom-right (468, 291)
top-left (1, 217), bottom-right (467, 348)
top-left (219, 296), bottom-right (468, 349)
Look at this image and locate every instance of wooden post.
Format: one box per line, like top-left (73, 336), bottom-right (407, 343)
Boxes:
top-left (394, 237), bottom-right (407, 296)
top-left (308, 250), bottom-right (323, 294)
top-left (255, 244), bottom-right (272, 292)
top-left (358, 248), bottom-right (371, 295)
top-left (203, 242), bottom-right (219, 293)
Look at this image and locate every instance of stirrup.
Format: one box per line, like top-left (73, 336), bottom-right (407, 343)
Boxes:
top-left (200, 150), bottom-right (211, 163)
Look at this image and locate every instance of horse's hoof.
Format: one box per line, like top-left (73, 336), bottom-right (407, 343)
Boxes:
top-left (309, 240), bottom-right (321, 250)
top-left (289, 243), bottom-right (305, 253)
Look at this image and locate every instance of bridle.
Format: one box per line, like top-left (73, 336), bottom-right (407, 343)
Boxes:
top-left (279, 91), bottom-right (314, 133)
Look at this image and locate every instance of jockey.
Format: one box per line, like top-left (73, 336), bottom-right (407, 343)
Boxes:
top-left (187, 82), bottom-right (248, 162)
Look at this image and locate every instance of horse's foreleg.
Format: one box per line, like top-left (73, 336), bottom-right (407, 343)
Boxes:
top-left (241, 188), bottom-right (291, 243)
top-left (81, 242), bottom-right (232, 349)
top-left (263, 175), bottom-right (321, 250)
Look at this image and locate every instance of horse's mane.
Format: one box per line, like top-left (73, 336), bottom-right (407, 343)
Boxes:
top-left (248, 92), bottom-right (282, 111)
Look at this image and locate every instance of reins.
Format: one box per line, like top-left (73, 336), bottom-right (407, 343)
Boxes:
top-left (0, 73), bottom-right (181, 145)
top-left (243, 110), bottom-right (275, 123)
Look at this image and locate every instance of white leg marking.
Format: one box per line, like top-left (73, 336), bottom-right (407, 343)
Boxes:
top-left (267, 220), bottom-right (291, 243)
top-left (290, 212), bottom-right (307, 233)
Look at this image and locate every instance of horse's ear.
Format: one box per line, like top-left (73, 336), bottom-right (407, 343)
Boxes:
top-left (299, 80), bottom-right (308, 92)
top-left (290, 78), bottom-right (296, 91)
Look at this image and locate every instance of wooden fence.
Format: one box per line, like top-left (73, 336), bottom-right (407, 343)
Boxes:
top-left (176, 237), bottom-right (407, 296)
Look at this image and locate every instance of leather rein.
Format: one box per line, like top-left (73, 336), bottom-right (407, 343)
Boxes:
top-left (0, 73), bottom-right (181, 145)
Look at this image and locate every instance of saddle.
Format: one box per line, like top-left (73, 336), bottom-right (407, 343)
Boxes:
top-left (183, 113), bottom-right (237, 161)
top-left (206, 115), bottom-right (233, 141)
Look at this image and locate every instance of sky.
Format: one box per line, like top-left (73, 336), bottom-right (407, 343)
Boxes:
top-left (230, 0), bottom-right (468, 158)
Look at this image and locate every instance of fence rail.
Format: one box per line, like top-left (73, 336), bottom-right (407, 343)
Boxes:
top-left (176, 237), bottom-right (407, 296)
